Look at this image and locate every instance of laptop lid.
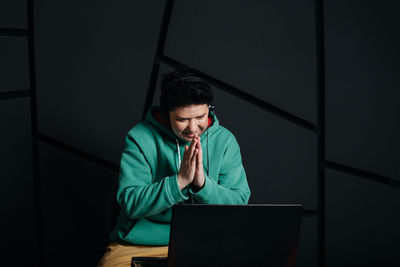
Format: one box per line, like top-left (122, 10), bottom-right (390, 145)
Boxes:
top-left (167, 204), bottom-right (303, 267)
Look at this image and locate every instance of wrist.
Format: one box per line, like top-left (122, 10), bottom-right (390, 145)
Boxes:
top-left (193, 175), bottom-right (205, 191)
top-left (177, 174), bottom-right (190, 190)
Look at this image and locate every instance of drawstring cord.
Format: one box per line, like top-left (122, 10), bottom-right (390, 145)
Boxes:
top-left (176, 138), bottom-right (181, 169)
top-left (207, 128), bottom-right (209, 177)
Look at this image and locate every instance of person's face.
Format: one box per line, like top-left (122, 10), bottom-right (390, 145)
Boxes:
top-left (169, 104), bottom-right (209, 142)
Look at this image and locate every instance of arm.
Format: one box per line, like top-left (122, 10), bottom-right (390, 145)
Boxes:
top-left (117, 135), bottom-right (189, 219)
top-left (190, 134), bottom-right (251, 204)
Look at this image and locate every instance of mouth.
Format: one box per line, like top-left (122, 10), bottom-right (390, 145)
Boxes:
top-left (183, 133), bottom-right (195, 138)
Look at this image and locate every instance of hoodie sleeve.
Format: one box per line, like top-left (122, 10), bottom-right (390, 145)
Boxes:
top-left (189, 133), bottom-right (251, 204)
top-left (117, 134), bottom-right (188, 219)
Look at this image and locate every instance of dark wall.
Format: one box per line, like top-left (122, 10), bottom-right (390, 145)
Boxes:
top-left (0, 0), bottom-right (37, 266)
top-left (33, 0), bottom-right (166, 266)
top-left (0, 0), bottom-right (399, 266)
top-left (325, 1), bottom-right (400, 266)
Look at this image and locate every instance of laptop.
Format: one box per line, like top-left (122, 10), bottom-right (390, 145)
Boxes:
top-left (132, 204), bottom-right (303, 267)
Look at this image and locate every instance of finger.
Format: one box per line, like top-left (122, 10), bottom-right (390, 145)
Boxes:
top-left (183, 141), bottom-right (194, 162)
top-left (191, 145), bottom-right (199, 162)
top-left (196, 145), bottom-right (203, 169)
top-left (196, 149), bottom-right (201, 170)
top-left (191, 149), bottom-right (199, 164)
top-left (196, 136), bottom-right (202, 150)
top-left (182, 145), bottom-right (188, 162)
top-left (185, 138), bottom-right (195, 154)
top-left (189, 149), bottom-right (198, 165)
top-left (195, 137), bottom-right (202, 158)
top-left (198, 141), bottom-right (203, 161)
top-left (194, 136), bottom-right (201, 153)
top-left (188, 138), bottom-right (197, 158)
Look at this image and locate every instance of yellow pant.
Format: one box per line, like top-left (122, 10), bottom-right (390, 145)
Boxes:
top-left (98, 243), bottom-right (168, 267)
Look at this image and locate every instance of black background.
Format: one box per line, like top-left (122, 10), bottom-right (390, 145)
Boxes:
top-left (1, 0), bottom-right (399, 266)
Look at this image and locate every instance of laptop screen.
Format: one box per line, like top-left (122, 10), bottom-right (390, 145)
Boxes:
top-left (167, 204), bottom-right (303, 267)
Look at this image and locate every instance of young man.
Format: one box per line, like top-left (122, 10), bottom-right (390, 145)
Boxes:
top-left (98, 69), bottom-right (251, 267)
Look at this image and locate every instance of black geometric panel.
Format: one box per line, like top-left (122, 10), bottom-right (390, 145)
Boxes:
top-left (297, 218), bottom-right (317, 267)
top-left (165, 0), bottom-right (317, 123)
top-left (39, 142), bottom-right (117, 267)
top-left (0, 0), bottom-right (27, 29)
top-left (35, 0), bottom-right (166, 164)
top-left (214, 88), bottom-right (316, 208)
top-left (325, 0), bottom-right (400, 181)
top-left (0, 36), bottom-right (30, 91)
top-left (0, 98), bottom-right (36, 266)
top-left (151, 64), bottom-right (175, 108)
top-left (326, 170), bottom-right (400, 266)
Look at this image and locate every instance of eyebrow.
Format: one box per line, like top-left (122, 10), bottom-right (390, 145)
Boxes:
top-left (176, 113), bottom-right (207, 120)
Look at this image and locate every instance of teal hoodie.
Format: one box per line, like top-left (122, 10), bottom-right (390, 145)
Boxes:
top-left (110, 107), bottom-right (250, 245)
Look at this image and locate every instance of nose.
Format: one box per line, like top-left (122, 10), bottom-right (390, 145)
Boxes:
top-left (188, 120), bottom-right (197, 133)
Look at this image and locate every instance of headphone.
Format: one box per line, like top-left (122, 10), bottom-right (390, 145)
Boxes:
top-left (208, 104), bottom-right (215, 119)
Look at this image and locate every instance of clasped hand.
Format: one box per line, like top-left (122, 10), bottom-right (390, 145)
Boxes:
top-left (177, 134), bottom-right (205, 190)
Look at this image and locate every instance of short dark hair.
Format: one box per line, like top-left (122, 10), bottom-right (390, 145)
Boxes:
top-left (160, 69), bottom-right (213, 116)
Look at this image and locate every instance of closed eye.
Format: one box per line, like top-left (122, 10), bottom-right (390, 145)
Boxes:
top-left (196, 115), bottom-right (205, 119)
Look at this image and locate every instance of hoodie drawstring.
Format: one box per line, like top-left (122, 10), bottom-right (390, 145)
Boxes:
top-left (176, 138), bottom-right (181, 170)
